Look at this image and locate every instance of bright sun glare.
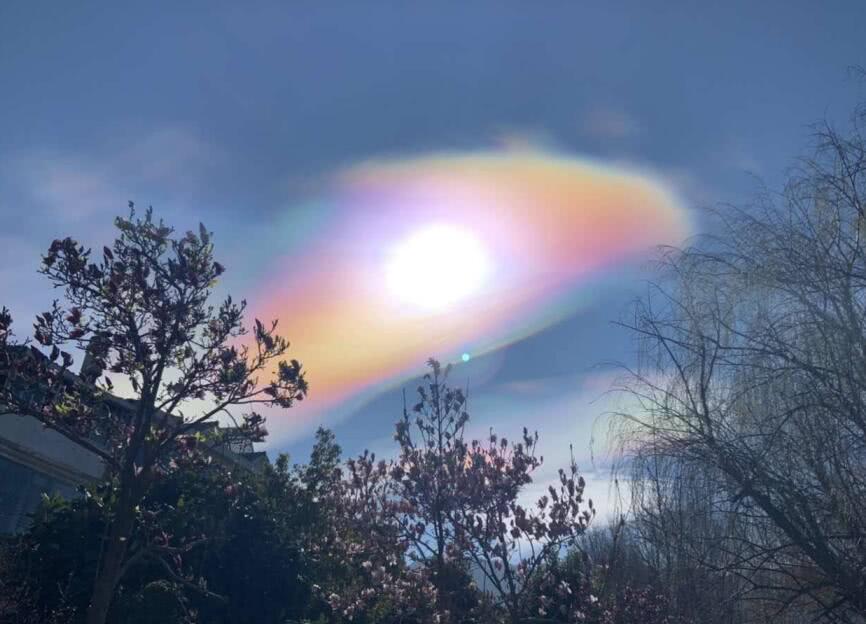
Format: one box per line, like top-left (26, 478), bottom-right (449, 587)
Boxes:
top-left (385, 224), bottom-right (491, 312)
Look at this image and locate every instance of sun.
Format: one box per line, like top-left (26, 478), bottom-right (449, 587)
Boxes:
top-left (385, 224), bottom-right (491, 312)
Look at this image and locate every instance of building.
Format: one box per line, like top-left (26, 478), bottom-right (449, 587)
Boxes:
top-left (0, 349), bottom-right (268, 534)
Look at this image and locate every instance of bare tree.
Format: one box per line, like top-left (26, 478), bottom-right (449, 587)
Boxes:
top-left (615, 104), bottom-right (866, 623)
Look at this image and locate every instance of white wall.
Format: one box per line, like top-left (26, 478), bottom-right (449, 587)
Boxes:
top-left (0, 413), bottom-right (105, 484)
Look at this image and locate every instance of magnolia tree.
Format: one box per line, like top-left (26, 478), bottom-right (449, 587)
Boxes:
top-left (389, 360), bottom-right (596, 624)
top-left (0, 206), bottom-right (307, 624)
top-left (310, 447), bottom-right (441, 623)
top-left (452, 430), bottom-right (594, 624)
top-left (309, 360), bottom-right (597, 624)
top-left (390, 360), bottom-right (478, 619)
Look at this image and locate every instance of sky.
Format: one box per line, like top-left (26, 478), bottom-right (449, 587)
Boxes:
top-left (2, 1), bottom-right (864, 515)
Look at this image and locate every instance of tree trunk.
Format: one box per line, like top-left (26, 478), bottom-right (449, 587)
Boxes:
top-left (85, 493), bottom-right (136, 624)
top-left (508, 602), bottom-right (521, 624)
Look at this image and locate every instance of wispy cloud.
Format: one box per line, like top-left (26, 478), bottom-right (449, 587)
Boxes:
top-left (0, 126), bottom-right (226, 330)
top-left (580, 108), bottom-right (642, 141)
top-left (471, 372), bottom-right (623, 463)
top-left (716, 138), bottom-right (765, 176)
top-left (460, 370), bottom-right (630, 519)
top-left (334, 369), bottom-right (629, 519)
top-left (2, 127), bottom-right (224, 227)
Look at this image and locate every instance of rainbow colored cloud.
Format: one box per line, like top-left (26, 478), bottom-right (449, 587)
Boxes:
top-left (251, 149), bottom-right (690, 439)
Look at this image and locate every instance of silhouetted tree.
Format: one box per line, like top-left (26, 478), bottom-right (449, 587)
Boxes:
top-left (310, 445), bottom-right (441, 623)
top-left (451, 428), bottom-right (594, 624)
top-left (392, 360), bottom-right (595, 624)
top-left (0, 431), bottom-right (347, 624)
top-left (616, 103), bottom-right (866, 621)
top-left (0, 206), bottom-right (307, 624)
top-left (390, 359), bottom-right (478, 620)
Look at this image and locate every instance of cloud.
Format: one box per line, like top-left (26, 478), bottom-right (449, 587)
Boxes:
top-left (470, 372), bottom-right (623, 463)
top-left (1, 127), bottom-right (224, 227)
top-left (0, 126), bottom-right (227, 343)
top-left (0, 235), bottom-right (47, 305)
top-left (374, 369), bottom-right (631, 520)
top-left (466, 370), bottom-right (633, 519)
top-left (580, 108), bottom-right (642, 141)
top-left (331, 368), bottom-right (629, 520)
top-left (250, 148), bottom-right (690, 443)
top-left (11, 155), bottom-right (117, 221)
top-left (716, 139), bottom-right (765, 176)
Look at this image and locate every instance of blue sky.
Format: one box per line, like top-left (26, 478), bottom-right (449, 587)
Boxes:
top-left (2, 1), bottom-right (864, 512)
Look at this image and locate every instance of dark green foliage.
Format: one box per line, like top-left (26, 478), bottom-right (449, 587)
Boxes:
top-left (0, 494), bottom-right (103, 624)
top-left (0, 433), bottom-right (342, 624)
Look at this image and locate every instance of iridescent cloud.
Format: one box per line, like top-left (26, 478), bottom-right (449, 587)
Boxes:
top-left (251, 148), bottom-right (691, 440)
